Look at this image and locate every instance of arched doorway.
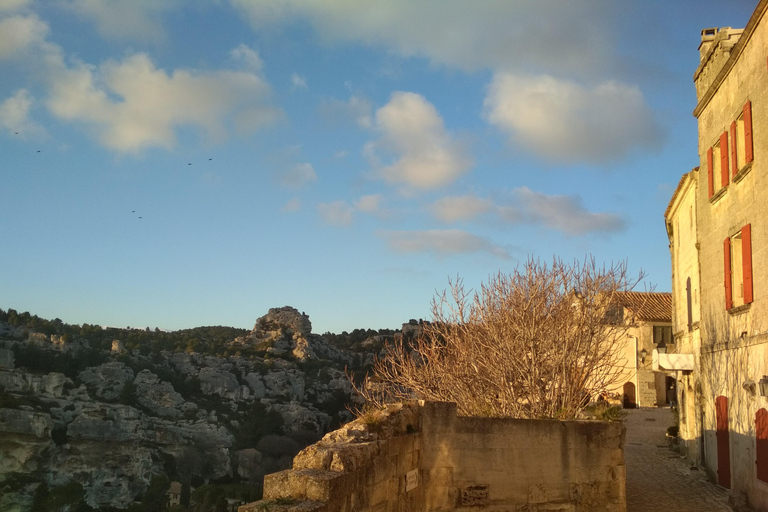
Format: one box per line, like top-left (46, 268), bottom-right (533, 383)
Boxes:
top-left (623, 382), bottom-right (636, 409)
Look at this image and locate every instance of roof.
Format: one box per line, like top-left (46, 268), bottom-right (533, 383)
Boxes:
top-left (168, 482), bottom-right (182, 494)
top-left (613, 291), bottom-right (672, 323)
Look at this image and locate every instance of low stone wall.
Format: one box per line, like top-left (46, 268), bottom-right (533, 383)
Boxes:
top-left (240, 401), bottom-right (626, 512)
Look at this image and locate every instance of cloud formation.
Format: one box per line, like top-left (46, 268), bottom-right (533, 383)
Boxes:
top-left (279, 162), bottom-right (317, 188)
top-left (0, 0), bottom-right (33, 12)
top-left (514, 187), bottom-right (625, 235)
top-left (318, 95), bottom-right (372, 129)
top-left (383, 229), bottom-right (510, 259)
top-left (231, 0), bottom-right (615, 76)
top-left (291, 73), bottom-right (307, 89)
top-left (484, 73), bottom-right (662, 163)
top-left (0, 88), bottom-right (43, 136)
top-left (429, 195), bottom-right (494, 223)
top-left (367, 91), bottom-right (471, 191)
top-left (428, 190), bottom-right (624, 236)
top-left (317, 200), bottom-right (354, 226)
top-left (0, 14), bottom-right (48, 59)
top-left (46, 50), bottom-right (281, 153)
top-left (60, 0), bottom-right (175, 43)
top-left (318, 194), bottom-right (384, 225)
top-left (230, 44), bottom-right (264, 72)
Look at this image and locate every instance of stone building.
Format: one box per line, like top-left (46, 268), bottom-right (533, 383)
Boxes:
top-left (665, 1), bottom-right (768, 508)
top-left (607, 292), bottom-right (674, 408)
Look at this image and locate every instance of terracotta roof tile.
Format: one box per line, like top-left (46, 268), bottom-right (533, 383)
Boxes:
top-left (613, 291), bottom-right (672, 323)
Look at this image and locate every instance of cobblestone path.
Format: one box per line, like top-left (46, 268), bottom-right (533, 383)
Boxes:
top-left (625, 407), bottom-right (734, 512)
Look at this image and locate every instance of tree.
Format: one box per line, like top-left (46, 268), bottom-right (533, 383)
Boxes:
top-left (364, 257), bottom-right (644, 419)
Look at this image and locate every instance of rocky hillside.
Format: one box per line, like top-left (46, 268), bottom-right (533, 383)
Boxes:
top-left (0, 307), bottom-right (407, 511)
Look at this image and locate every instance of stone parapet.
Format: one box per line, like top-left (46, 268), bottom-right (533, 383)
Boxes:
top-left (241, 401), bottom-right (626, 512)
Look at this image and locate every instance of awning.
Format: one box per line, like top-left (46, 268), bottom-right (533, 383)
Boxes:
top-left (652, 349), bottom-right (695, 371)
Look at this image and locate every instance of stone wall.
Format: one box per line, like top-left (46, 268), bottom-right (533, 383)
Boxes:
top-left (240, 401), bottom-right (626, 512)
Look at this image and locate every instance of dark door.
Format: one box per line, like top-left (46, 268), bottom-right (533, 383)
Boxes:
top-left (715, 395), bottom-right (731, 488)
top-left (757, 408), bottom-right (768, 483)
top-left (623, 382), bottom-right (636, 409)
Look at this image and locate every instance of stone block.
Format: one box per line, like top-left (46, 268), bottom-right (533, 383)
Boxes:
top-left (528, 483), bottom-right (570, 504)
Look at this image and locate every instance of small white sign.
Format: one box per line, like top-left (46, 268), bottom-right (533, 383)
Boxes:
top-left (406, 469), bottom-right (418, 492)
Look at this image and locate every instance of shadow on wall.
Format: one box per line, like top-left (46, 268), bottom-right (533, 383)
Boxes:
top-left (681, 309), bottom-right (768, 505)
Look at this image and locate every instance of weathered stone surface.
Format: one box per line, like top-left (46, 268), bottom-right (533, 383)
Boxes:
top-left (78, 362), bottom-right (135, 401)
top-left (0, 408), bottom-right (53, 438)
top-left (264, 370), bottom-right (305, 401)
top-left (133, 369), bottom-right (185, 418)
top-left (198, 367), bottom-right (243, 399)
top-left (254, 307), bottom-right (312, 338)
top-left (0, 348), bottom-right (13, 368)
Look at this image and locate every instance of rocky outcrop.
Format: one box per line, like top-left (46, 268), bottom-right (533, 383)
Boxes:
top-left (78, 362), bottom-right (134, 401)
top-left (133, 370), bottom-right (186, 418)
top-left (0, 305), bottom-right (382, 510)
top-left (254, 307), bottom-right (312, 338)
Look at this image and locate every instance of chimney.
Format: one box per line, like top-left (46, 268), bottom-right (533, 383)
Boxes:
top-left (698, 28), bottom-right (719, 63)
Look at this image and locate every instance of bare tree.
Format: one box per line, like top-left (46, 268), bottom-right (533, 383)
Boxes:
top-left (363, 257), bottom-right (644, 419)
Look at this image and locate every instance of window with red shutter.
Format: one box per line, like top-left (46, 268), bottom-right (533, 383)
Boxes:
top-left (724, 237), bottom-right (733, 310)
top-left (742, 224), bottom-right (753, 304)
top-left (744, 100), bottom-right (753, 163)
top-left (708, 147), bottom-right (714, 198)
top-left (720, 132), bottom-right (729, 187)
top-left (730, 121), bottom-right (738, 178)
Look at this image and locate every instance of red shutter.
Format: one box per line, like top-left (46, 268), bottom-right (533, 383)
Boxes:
top-left (720, 131), bottom-right (729, 187)
top-left (730, 121), bottom-right (738, 177)
top-left (744, 100), bottom-right (754, 163)
top-left (743, 224), bottom-right (753, 304)
top-left (708, 147), bottom-right (715, 198)
top-left (725, 237), bottom-right (733, 310)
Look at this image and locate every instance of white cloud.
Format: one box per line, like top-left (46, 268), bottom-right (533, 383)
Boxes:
top-left (61, 0), bottom-right (176, 43)
top-left (427, 190), bottom-right (624, 235)
top-left (383, 229), bottom-right (510, 259)
top-left (231, 0), bottom-right (615, 76)
top-left (46, 52), bottom-right (281, 153)
top-left (0, 0), bottom-right (33, 13)
top-left (0, 88), bottom-right (44, 136)
top-left (281, 197), bottom-right (301, 212)
top-left (230, 44), bottom-right (263, 72)
top-left (291, 73), bottom-right (307, 89)
top-left (0, 14), bottom-right (48, 59)
top-left (318, 200), bottom-right (353, 226)
top-left (368, 91), bottom-right (471, 191)
top-left (354, 194), bottom-right (382, 213)
top-left (429, 195), bottom-right (494, 223)
top-left (484, 73), bottom-right (662, 163)
top-left (318, 95), bottom-right (372, 129)
top-left (513, 187), bottom-right (625, 235)
top-left (279, 162), bottom-right (317, 188)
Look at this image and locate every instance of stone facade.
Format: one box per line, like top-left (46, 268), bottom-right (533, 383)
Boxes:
top-left (241, 401), bottom-right (626, 512)
top-left (666, 1), bottom-right (768, 509)
top-left (607, 292), bottom-right (674, 409)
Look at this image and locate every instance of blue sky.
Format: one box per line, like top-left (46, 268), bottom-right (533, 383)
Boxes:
top-left (0, 0), bottom-right (758, 334)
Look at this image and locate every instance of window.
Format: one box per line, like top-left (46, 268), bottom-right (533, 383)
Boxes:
top-left (731, 101), bottom-right (753, 176)
top-left (707, 132), bottom-right (729, 198)
top-left (653, 325), bottom-right (672, 346)
top-left (724, 224), bottom-right (753, 310)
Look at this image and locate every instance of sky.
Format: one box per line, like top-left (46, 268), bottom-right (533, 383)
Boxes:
top-left (0, 0), bottom-right (759, 334)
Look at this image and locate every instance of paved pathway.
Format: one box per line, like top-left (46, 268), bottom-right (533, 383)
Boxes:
top-left (625, 407), bottom-right (735, 512)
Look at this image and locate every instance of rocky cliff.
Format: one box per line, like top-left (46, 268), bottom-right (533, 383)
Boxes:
top-left (0, 307), bottom-right (385, 511)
